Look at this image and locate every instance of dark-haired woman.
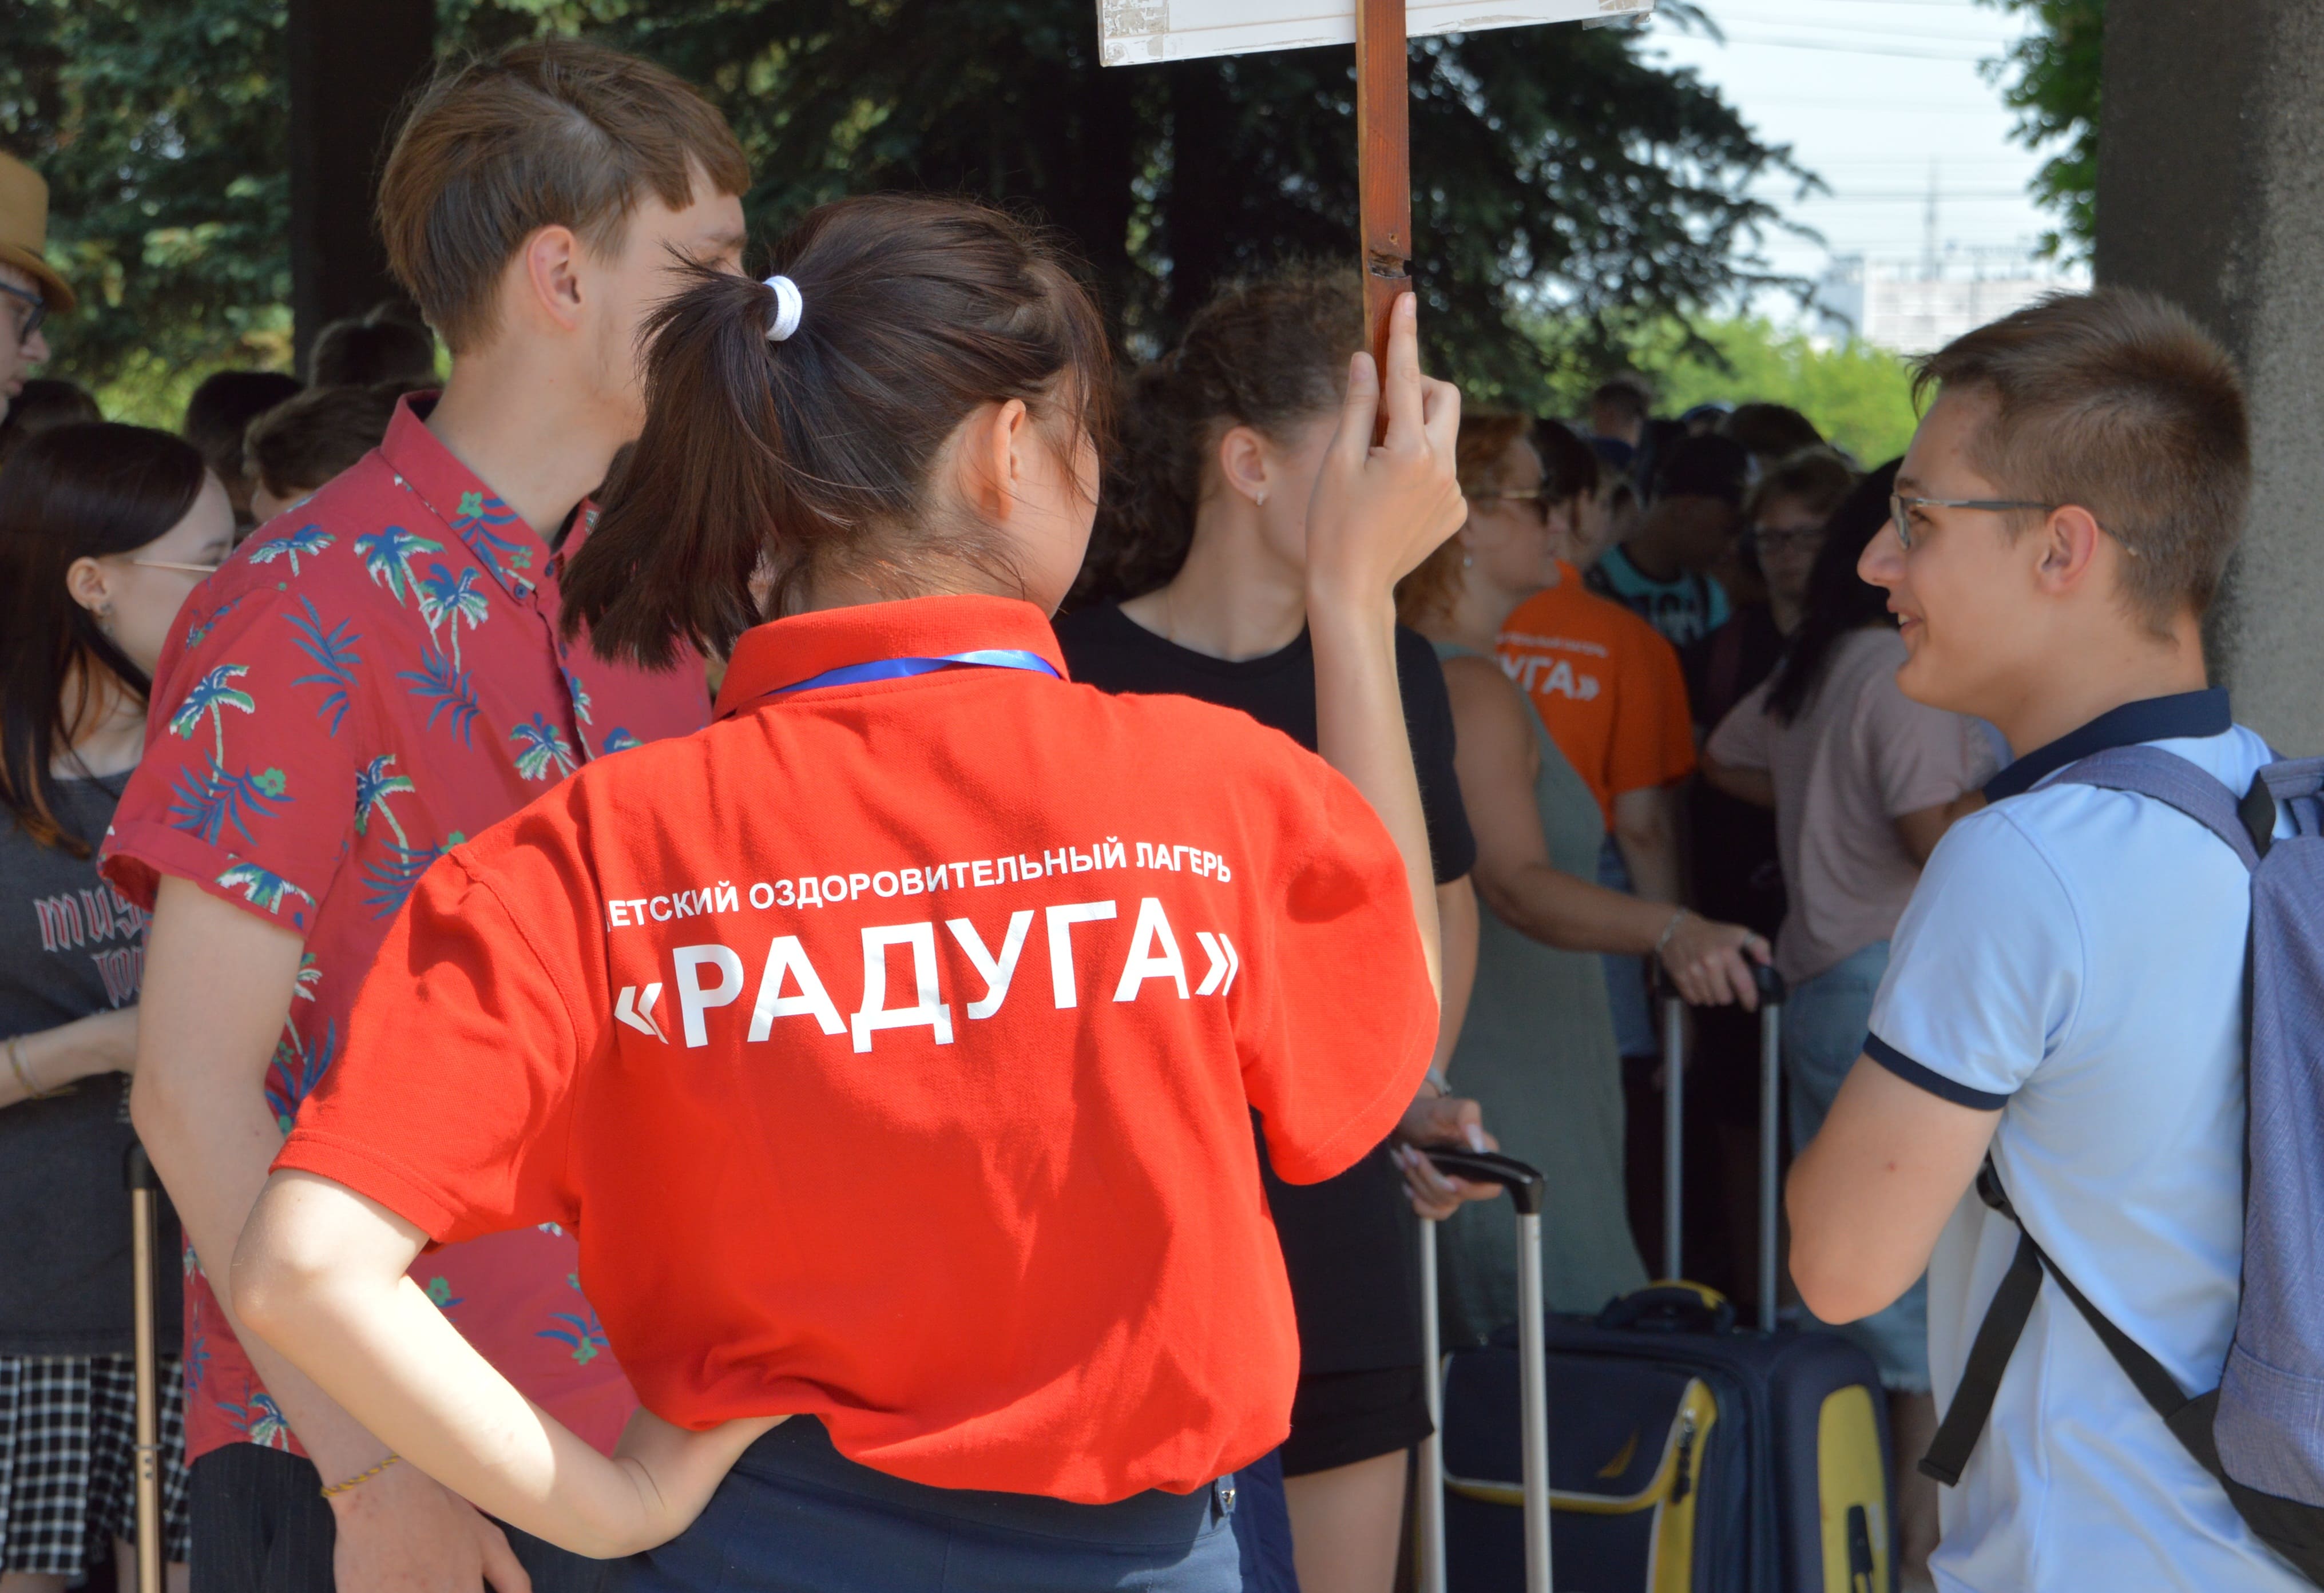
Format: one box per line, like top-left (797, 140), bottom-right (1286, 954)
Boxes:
top-left (1701, 462), bottom-right (1992, 1586)
top-left (0, 423), bottom-right (227, 1593)
top-left (1398, 412), bottom-right (1768, 1349)
top-left (225, 196), bottom-right (1466, 1592)
top-left (1060, 264), bottom-right (1497, 1593)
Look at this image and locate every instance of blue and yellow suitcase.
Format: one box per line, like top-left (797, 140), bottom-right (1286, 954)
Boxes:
top-left (1422, 972), bottom-right (1895, 1593)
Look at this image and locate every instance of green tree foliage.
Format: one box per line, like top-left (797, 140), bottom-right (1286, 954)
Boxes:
top-left (1978, 0), bottom-right (2103, 260)
top-left (0, 0), bottom-right (292, 416)
top-left (1605, 317), bottom-right (1922, 468)
top-left (5, 0), bottom-right (1807, 414)
top-left (442, 1), bottom-right (1811, 407)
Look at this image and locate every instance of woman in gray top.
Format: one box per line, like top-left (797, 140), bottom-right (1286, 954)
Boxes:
top-left (1399, 415), bottom-right (1770, 1343)
top-left (0, 423), bottom-right (232, 1592)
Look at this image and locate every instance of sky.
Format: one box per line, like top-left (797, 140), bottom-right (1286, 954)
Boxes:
top-left (1636, 0), bottom-right (2087, 298)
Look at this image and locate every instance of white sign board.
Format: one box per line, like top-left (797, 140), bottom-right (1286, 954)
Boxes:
top-left (1097, 0), bottom-right (1653, 66)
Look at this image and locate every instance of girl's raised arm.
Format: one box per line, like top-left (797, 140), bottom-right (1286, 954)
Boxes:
top-left (1303, 292), bottom-right (1465, 997)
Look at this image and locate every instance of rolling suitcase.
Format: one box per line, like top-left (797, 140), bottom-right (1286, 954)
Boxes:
top-left (1428, 966), bottom-right (1897, 1593)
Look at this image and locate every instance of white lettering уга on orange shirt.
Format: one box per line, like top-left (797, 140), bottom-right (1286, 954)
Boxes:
top-left (1497, 561), bottom-right (1696, 825)
top-left (277, 594), bottom-right (1438, 1507)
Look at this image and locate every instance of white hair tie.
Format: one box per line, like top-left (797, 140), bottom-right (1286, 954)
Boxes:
top-left (764, 275), bottom-right (804, 343)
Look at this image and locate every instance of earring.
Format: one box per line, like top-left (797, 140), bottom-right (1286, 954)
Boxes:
top-left (1462, 553), bottom-right (1473, 569)
top-left (96, 602), bottom-right (114, 635)
top-left (1254, 490), bottom-right (1268, 509)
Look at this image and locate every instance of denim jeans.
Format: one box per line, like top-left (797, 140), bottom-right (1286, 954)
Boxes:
top-left (1785, 940), bottom-right (1932, 1393)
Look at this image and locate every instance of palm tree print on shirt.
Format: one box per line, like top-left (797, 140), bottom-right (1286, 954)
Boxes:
top-left (538, 1274), bottom-right (609, 1365)
top-left (247, 525), bottom-right (335, 577)
top-left (361, 828), bottom-right (462, 919)
top-left (354, 755), bottom-right (417, 844)
top-left (396, 644), bottom-right (481, 745)
top-left (510, 714), bottom-right (578, 781)
top-left (451, 489), bottom-right (534, 586)
top-left (168, 665), bottom-right (256, 764)
top-left (563, 669), bottom-right (593, 726)
top-left (217, 1387), bottom-right (289, 1449)
top-left (354, 524), bottom-right (444, 605)
top-left (218, 861), bottom-right (315, 918)
top-left (165, 759), bottom-right (288, 847)
top-left (265, 1018), bottom-right (335, 1133)
top-left (284, 598), bottom-right (362, 737)
top-left (417, 563), bottom-right (490, 668)
top-left (352, 756), bottom-right (454, 916)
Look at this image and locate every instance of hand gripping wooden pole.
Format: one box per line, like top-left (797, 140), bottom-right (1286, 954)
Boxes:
top-left (126, 1142), bottom-right (164, 1593)
top-left (1355, 0), bottom-right (1412, 405)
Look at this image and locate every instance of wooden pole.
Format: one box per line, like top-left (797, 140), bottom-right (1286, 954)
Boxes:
top-left (1355, 0), bottom-right (1412, 390)
top-left (127, 1144), bottom-right (162, 1593)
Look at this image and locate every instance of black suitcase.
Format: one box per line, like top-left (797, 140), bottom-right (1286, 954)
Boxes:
top-left (1423, 968), bottom-right (1897, 1593)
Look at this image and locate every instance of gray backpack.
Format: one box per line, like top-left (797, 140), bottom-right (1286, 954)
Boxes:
top-left (1918, 745), bottom-right (2324, 1581)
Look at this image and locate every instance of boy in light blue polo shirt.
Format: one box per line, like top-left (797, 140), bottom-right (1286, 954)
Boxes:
top-left (1784, 289), bottom-right (2305, 1591)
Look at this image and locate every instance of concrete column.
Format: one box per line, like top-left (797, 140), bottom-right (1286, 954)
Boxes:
top-left (285, 0), bottom-right (437, 375)
top-left (2096, 0), bottom-right (2324, 754)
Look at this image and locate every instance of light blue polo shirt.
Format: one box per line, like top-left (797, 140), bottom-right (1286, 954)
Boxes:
top-left (1865, 690), bottom-right (2304, 1592)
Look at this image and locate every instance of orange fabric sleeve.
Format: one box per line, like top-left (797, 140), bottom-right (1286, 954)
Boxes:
top-left (275, 837), bottom-right (594, 1243)
top-left (1240, 764), bottom-right (1438, 1186)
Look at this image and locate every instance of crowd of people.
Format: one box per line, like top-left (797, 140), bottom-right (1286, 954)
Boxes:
top-left (0, 31), bottom-right (2301, 1593)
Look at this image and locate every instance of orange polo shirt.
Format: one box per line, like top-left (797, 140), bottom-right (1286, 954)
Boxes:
top-left (276, 594), bottom-right (1436, 1504)
top-left (1497, 561), bottom-right (1696, 826)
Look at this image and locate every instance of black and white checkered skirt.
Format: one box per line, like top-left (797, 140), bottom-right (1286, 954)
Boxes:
top-left (0, 1353), bottom-right (191, 1574)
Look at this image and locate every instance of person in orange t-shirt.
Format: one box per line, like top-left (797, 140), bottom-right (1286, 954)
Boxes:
top-left (221, 196), bottom-right (1475, 1591)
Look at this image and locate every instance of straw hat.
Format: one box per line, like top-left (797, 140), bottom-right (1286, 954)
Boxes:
top-left (0, 152), bottom-right (76, 313)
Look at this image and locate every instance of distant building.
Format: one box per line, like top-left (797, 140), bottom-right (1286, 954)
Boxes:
top-left (1815, 251), bottom-right (2093, 353)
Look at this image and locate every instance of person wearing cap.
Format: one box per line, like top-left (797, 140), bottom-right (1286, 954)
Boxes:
top-left (0, 151), bottom-right (73, 427)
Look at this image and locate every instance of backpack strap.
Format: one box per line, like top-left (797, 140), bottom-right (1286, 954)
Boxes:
top-left (1920, 1159), bottom-right (2235, 1491)
top-left (1922, 744), bottom-right (2262, 1488)
top-left (2055, 744), bottom-right (2268, 867)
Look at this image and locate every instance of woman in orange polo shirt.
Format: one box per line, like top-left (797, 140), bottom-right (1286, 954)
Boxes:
top-left (224, 195), bottom-right (1463, 1591)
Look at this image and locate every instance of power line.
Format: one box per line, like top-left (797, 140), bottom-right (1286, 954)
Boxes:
top-left (1701, 10), bottom-right (2010, 45)
top-left (1689, 33), bottom-right (1994, 60)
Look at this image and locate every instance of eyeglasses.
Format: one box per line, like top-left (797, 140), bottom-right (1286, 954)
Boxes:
top-left (130, 558), bottom-right (224, 577)
top-left (1750, 525), bottom-right (1825, 554)
top-left (0, 281), bottom-right (44, 347)
top-left (1889, 492), bottom-right (2140, 558)
top-left (1472, 491), bottom-right (1553, 525)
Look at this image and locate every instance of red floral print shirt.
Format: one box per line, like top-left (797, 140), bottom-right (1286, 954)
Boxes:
top-left (102, 396), bottom-right (708, 1462)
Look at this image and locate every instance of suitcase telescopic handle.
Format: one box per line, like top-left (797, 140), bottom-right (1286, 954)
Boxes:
top-left (1423, 1148), bottom-right (1546, 1215)
top-left (1419, 1146), bottom-right (1554, 1593)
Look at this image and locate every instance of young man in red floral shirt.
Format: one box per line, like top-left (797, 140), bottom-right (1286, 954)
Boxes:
top-left (101, 39), bottom-right (748, 1593)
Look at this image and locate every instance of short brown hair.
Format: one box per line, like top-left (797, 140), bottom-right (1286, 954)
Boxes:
top-left (562, 196), bottom-right (1111, 668)
top-left (1747, 446), bottom-right (1856, 525)
top-left (1914, 288), bottom-right (2250, 626)
top-left (379, 39), bottom-right (749, 352)
top-left (1397, 411), bottom-right (1532, 626)
top-left (245, 383), bottom-right (405, 499)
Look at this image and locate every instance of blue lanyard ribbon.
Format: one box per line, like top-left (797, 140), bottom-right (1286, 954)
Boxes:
top-left (754, 648), bottom-right (1060, 703)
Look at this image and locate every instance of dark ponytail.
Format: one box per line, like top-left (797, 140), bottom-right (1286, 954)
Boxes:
top-left (1073, 264), bottom-right (1359, 608)
top-left (1762, 459), bottom-right (1902, 725)
top-left (564, 195), bottom-right (1111, 668)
